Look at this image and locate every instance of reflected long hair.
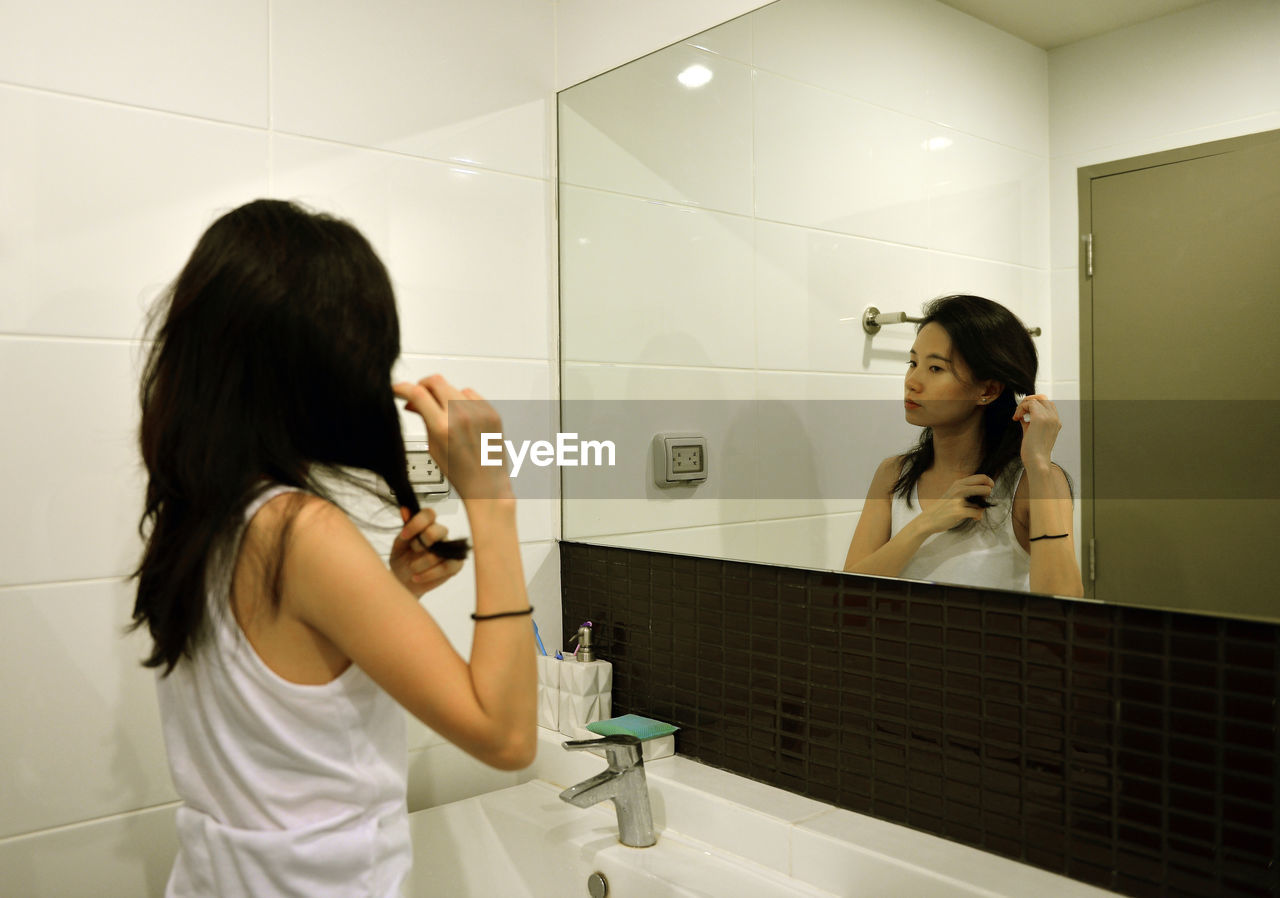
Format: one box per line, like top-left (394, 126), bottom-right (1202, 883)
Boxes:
top-left (131, 199), bottom-right (421, 674)
top-left (893, 294), bottom-right (1039, 513)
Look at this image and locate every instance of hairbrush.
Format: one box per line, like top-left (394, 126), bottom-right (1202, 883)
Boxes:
top-left (414, 534), bottom-right (471, 560)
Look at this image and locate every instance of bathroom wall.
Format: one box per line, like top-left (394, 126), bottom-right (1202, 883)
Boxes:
top-left (0, 2), bottom-right (781, 894)
top-left (1046, 0), bottom-right (1280, 391)
top-left (563, 541), bottom-right (1280, 898)
top-left (560, 0), bottom-right (1051, 571)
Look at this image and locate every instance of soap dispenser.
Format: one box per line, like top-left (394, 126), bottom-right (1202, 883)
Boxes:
top-left (558, 622), bottom-right (613, 737)
top-left (572, 623), bottom-right (596, 661)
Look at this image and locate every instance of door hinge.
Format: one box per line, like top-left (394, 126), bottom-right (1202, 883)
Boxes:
top-left (1084, 233), bottom-right (1094, 278)
top-left (1088, 538), bottom-right (1097, 582)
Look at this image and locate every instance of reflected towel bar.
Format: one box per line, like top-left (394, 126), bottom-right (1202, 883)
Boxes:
top-left (857, 306), bottom-right (1041, 337)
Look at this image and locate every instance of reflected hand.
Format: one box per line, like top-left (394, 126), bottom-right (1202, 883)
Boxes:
top-left (917, 475), bottom-right (994, 535)
top-left (1012, 394), bottom-right (1061, 469)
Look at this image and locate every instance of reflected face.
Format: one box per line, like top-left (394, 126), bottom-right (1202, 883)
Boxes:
top-left (904, 322), bottom-right (988, 427)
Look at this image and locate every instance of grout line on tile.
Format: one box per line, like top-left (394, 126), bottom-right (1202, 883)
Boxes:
top-left (563, 358), bottom-right (912, 379)
top-left (269, 128), bottom-right (552, 185)
top-left (0, 80), bottom-right (269, 133)
top-left (0, 333), bottom-right (148, 347)
top-left (748, 66), bottom-right (1048, 160)
top-left (0, 576), bottom-right (133, 595)
top-left (561, 182), bottom-right (1048, 272)
top-left (399, 351), bottom-right (555, 366)
top-left (0, 800), bottom-right (181, 846)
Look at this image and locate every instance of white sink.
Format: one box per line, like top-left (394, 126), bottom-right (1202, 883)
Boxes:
top-left (404, 730), bottom-right (1122, 898)
top-left (405, 779), bottom-right (830, 897)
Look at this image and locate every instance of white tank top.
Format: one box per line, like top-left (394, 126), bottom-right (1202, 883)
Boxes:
top-left (157, 486), bottom-right (411, 898)
top-left (890, 467), bottom-right (1030, 592)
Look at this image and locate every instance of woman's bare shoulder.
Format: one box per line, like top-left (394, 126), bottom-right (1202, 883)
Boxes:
top-left (868, 455), bottom-right (905, 497)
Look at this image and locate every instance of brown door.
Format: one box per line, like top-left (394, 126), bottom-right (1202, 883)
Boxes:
top-left (1082, 130), bottom-right (1280, 618)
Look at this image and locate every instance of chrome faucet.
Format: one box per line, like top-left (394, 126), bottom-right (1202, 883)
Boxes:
top-left (559, 734), bottom-right (657, 848)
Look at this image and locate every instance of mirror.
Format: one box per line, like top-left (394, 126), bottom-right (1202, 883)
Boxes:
top-left (558, 0), bottom-right (1279, 619)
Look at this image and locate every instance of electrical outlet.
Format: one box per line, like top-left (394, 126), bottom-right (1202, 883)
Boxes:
top-left (652, 433), bottom-right (708, 487)
top-left (406, 441), bottom-right (449, 497)
top-left (671, 443), bottom-right (703, 474)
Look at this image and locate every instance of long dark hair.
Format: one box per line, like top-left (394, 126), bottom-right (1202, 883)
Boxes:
top-left (131, 199), bottom-right (421, 674)
top-left (893, 294), bottom-right (1038, 511)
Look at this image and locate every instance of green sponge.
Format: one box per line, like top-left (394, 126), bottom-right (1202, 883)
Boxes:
top-left (586, 714), bottom-right (679, 740)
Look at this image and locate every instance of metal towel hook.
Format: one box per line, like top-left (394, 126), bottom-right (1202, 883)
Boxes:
top-left (858, 306), bottom-right (1041, 337)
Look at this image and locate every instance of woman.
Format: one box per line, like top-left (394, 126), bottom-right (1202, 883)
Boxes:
top-left (843, 294), bottom-right (1084, 597)
top-left (131, 199), bottom-right (536, 896)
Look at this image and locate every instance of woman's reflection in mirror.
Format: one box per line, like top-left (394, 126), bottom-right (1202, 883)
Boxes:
top-left (843, 294), bottom-right (1084, 597)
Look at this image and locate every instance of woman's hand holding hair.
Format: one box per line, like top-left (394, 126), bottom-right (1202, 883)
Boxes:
top-left (393, 375), bottom-right (513, 502)
top-left (916, 475), bottom-right (994, 535)
top-left (390, 506), bottom-right (463, 598)
top-left (1013, 394), bottom-right (1061, 471)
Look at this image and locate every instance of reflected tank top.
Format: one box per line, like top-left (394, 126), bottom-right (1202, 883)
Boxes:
top-left (890, 467), bottom-right (1030, 592)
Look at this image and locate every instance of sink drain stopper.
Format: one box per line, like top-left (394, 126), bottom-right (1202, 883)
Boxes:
top-left (587, 871), bottom-right (609, 898)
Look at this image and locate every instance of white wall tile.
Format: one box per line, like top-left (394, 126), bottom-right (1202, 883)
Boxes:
top-left (1050, 152), bottom-right (1090, 272)
top-left (0, 580), bottom-right (175, 838)
top-left (754, 372), bottom-right (913, 521)
top-left (754, 71), bottom-right (930, 247)
top-left (685, 13), bottom-right (754, 64)
top-left (1048, 268), bottom-right (1082, 387)
top-left (754, 220), bottom-right (929, 375)
top-left (1049, 0), bottom-right (1280, 158)
top-left (922, 254), bottom-right (1049, 348)
top-left (0, 338), bottom-right (144, 586)
top-left (555, 0), bottom-right (771, 89)
top-left (271, 0), bottom-right (554, 179)
top-left (0, 87), bottom-right (269, 340)
top-left (915, 5), bottom-right (1047, 156)
top-left (560, 186), bottom-right (755, 368)
top-left (753, 0), bottom-right (1046, 153)
top-left (753, 512), bottom-right (859, 571)
top-left (559, 43), bottom-right (753, 215)
top-left (0, 802), bottom-right (178, 898)
top-left (405, 741), bottom-right (522, 813)
top-left (561, 363), bottom-right (757, 537)
top-left (592, 522), bottom-right (760, 565)
top-left (926, 131), bottom-right (1047, 268)
top-left (0, 0), bottom-right (267, 125)
top-left (753, 0), bottom-right (936, 121)
top-left (271, 135), bottom-right (553, 361)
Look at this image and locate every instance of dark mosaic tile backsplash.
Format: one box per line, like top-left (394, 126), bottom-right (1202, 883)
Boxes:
top-left (560, 541), bottom-right (1280, 898)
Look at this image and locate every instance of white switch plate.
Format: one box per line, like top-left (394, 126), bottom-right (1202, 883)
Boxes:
top-left (652, 433), bottom-right (708, 486)
top-left (406, 441), bottom-right (450, 497)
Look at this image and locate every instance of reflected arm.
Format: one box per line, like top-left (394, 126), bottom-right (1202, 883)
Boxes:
top-left (843, 456), bottom-right (930, 576)
top-left (1021, 463), bottom-right (1084, 597)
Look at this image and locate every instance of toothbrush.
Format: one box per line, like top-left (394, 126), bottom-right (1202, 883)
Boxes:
top-left (532, 620), bottom-right (548, 657)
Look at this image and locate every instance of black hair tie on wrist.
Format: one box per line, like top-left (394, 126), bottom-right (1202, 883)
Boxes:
top-left (1029, 533), bottom-right (1068, 541)
top-left (471, 607), bottom-right (534, 621)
